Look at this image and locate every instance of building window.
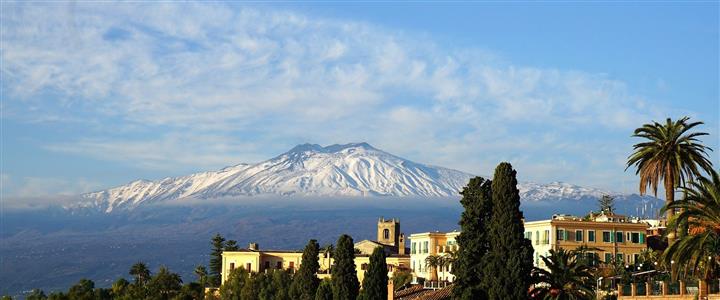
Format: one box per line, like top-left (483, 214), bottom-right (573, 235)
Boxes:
top-left (412, 261), bottom-right (415, 272)
top-left (264, 261), bottom-right (270, 270)
top-left (543, 230), bottom-right (550, 244)
top-left (525, 231), bottom-right (532, 240)
top-left (575, 230), bottom-right (583, 242)
top-left (411, 242), bottom-right (416, 254)
top-left (230, 263), bottom-right (235, 270)
top-left (361, 263), bottom-right (368, 271)
top-left (423, 241), bottom-right (429, 253)
top-left (289, 262), bottom-right (295, 269)
top-left (631, 232), bottom-right (640, 244)
top-left (602, 231), bottom-right (612, 243)
top-left (246, 263), bottom-right (251, 271)
top-left (535, 231), bottom-right (540, 245)
top-left (276, 261), bottom-right (282, 269)
top-left (588, 230), bottom-right (596, 242)
top-left (615, 231), bottom-right (624, 243)
top-left (384, 229), bottom-right (390, 240)
top-left (557, 229), bottom-right (565, 241)
top-left (605, 253), bottom-right (612, 263)
top-left (634, 253), bottom-right (640, 263)
top-left (616, 253), bottom-right (623, 262)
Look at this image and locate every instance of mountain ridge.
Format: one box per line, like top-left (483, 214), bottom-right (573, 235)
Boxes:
top-left (77, 142), bottom-right (657, 213)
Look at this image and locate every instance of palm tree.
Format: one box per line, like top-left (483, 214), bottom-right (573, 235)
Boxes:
top-left (424, 255), bottom-right (442, 281)
top-left (130, 262), bottom-right (151, 286)
top-left (662, 169), bottom-right (720, 283)
top-left (194, 265), bottom-right (208, 287)
top-left (529, 248), bottom-right (595, 300)
top-left (321, 244), bottom-right (334, 274)
top-left (627, 117), bottom-right (713, 243)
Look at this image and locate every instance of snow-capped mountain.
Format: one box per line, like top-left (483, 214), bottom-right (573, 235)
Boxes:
top-left (77, 142), bottom-right (657, 213)
top-left (518, 181), bottom-right (611, 202)
top-left (79, 143), bottom-right (472, 212)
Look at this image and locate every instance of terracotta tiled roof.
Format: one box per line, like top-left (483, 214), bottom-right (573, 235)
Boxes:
top-left (395, 285), bottom-right (424, 298)
top-left (395, 284), bottom-right (453, 300)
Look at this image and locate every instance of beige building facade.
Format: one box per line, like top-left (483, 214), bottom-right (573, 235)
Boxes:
top-left (524, 213), bottom-right (650, 269)
top-left (408, 231), bottom-right (459, 282)
top-left (221, 217), bottom-right (411, 284)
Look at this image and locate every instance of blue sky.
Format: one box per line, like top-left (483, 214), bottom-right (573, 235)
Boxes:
top-left (1, 2), bottom-right (718, 201)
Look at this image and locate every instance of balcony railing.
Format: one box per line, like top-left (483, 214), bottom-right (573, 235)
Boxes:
top-left (423, 280), bottom-right (450, 290)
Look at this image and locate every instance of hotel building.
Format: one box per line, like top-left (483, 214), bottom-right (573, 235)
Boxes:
top-left (524, 213), bottom-right (650, 269)
top-left (408, 231), bottom-right (460, 282)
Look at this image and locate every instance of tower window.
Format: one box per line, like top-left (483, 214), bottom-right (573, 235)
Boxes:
top-left (384, 229), bottom-right (390, 240)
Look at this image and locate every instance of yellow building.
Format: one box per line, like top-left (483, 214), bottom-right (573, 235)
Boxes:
top-left (221, 218), bottom-right (411, 284)
top-left (408, 231), bottom-right (459, 282)
top-left (524, 213), bottom-right (650, 269)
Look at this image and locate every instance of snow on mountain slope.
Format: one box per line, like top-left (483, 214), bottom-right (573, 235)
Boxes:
top-left (80, 143), bottom-right (472, 212)
top-left (78, 142), bottom-right (655, 213)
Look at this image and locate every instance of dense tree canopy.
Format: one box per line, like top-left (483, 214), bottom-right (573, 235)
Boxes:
top-left (332, 234), bottom-right (360, 300)
top-left (452, 176), bottom-right (493, 300)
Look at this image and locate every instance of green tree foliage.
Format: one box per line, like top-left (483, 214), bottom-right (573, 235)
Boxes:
top-left (627, 117), bottom-right (713, 243)
top-left (219, 267), bottom-right (249, 300)
top-left (332, 234), bottom-right (359, 300)
top-left (147, 266), bottom-right (183, 300)
top-left (195, 265), bottom-right (208, 287)
top-left (210, 234), bottom-right (227, 287)
top-left (391, 270), bottom-right (412, 290)
top-left (130, 262), bottom-right (152, 286)
top-left (67, 279), bottom-right (95, 300)
top-left (26, 289), bottom-right (47, 300)
top-left (225, 240), bottom-right (239, 251)
top-left (290, 239), bottom-right (321, 300)
top-left (529, 248), bottom-right (595, 300)
top-left (240, 276), bottom-right (258, 300)
top-left (111, 278), bottom-right (130, 297)
top-left (452, 176), bottom-right (492, 300)
top-left (314, 280), bottom-right (333, 300)
top-left (663, 169), bottom-right (720, 281)
top-left (270, 269), bottom-right (292, 300)
top-left (598, 195), bottom-right (615, 214)
top-left (484, 162), bottom-right (534, 300)
top-left (175, 282), bottom-right (204, 300)
top-left (362, 247), bottom-right (388, 300)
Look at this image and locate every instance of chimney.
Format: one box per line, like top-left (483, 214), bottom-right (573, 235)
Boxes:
top-left (248, 243), bottom-right (259, 251)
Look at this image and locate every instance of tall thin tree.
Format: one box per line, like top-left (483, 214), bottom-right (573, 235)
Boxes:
top-left (452, 177), bottom-right (492, 300)
top-left (332, 234), bottom-right (359, 300)
top-left (209, 233), bottom-right (226, 287)
top-left (290, 239), bottom-right (321, 300)
top-left (483, 162), bottom-right (534, 300)
top-left (362, 247), bottom-right (389, 300)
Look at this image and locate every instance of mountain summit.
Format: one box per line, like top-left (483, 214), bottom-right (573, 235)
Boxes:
top-left (80, 143), bottom-right (472, 212)
top-left (78, 142), bottom-right (658, 213)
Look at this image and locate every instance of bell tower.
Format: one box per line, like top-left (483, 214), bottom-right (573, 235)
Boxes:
top-left (377, 217), bottom-right (401, 246)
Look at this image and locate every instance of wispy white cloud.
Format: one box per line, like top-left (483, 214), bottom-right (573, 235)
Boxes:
top-left (1, 2), bottom-right (696, 193)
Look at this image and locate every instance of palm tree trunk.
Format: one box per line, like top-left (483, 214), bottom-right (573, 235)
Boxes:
top-left (665, 176), bottom-right (676, 245)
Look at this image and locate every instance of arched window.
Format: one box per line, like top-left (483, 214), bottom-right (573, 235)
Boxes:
top-left (383, 229), bottom-right (390, 239)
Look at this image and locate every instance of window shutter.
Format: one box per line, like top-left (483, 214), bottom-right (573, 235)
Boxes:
top-left (640, 233), bottom-right (645, 244)
top-left (610, 231), bottom-right (614, 242)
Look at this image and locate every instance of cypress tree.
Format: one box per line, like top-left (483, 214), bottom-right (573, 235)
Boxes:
top-left (452, 177), bottom-right (492, 300)
top-left (314, 280), bottom-right (332, 300)
top-left (209, 233), bottom-right (226, 287)
top-left (483, 162), bottom-right (533, 300)
top-left (331, 234), bottom-right (359, 300)
top-left (362, 247), bottom-right (388, 300)
top-left (290, 239), bottom-right (321, 300)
